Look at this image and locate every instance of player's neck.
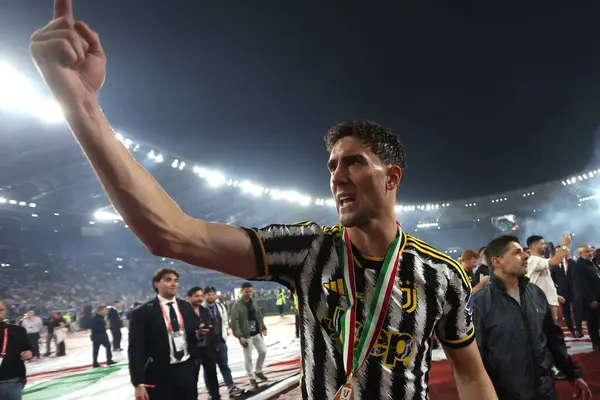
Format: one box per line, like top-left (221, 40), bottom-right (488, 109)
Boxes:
top-left (347, 217), bottom-right (398, 259)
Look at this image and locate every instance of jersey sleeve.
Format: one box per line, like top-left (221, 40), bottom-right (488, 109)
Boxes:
top-left (435, 264), bottom-right (476, 349)
top-left (242, 221), bottom-right (326, 289)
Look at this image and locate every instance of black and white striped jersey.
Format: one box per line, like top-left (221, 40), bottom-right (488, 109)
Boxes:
top-left (243, 222), bottom-right (474, 400)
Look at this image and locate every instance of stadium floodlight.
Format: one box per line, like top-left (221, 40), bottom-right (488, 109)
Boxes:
top-left (206, 171), bottom-right (226, 187)
top-left (172, 159), bottom-right (179, 168)
top-left (93, 210), bottom-right (123, 221)
top-left (239, 180), bottom-right (264, 197)
top-left (0, 197), bottom-right (5, 203)
top-left (8, 200), bottom-right (16, 204)
top-left (29, 203), bottom-right (36, 208)
top-left (178, 162), bottom-right (186, 171)
top-left (31, 213), bottom-right (38, 217)
top-left (0, 62), bottom-right (64, 123)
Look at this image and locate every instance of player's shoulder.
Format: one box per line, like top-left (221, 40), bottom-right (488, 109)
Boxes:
top-left (404, 233), bottom-right (470, 285)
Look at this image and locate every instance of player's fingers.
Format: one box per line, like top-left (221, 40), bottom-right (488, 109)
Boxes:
top-left (30, 38), bottom-right (79, 67)
top-left (53, 0), bottom-right (73, 20)
top-left (30, 29), bottom-right (87, 63)
top-left (75, 21), bottom-right (103, 56)
top-left (31, 16), bottom-right (77, 42)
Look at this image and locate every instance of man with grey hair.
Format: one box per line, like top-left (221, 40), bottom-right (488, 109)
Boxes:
top-left (21, 311), bottom-right (43, 360)
top-left (573, 244), bottom-right (600, 351)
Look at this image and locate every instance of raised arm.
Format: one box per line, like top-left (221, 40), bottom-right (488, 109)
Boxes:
top-left (31, 0), bottom-right (258, 278)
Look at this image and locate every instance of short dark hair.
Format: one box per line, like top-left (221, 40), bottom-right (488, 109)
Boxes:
top-left (152, 268), bottom-right (180, 293)
top-left (204, 286), bottom-right (216, 294)
top-left (241, 282), bottom-right (253, 289)
top-left (526, 235), bottom-right (544, 248)
top-left (113, 300), bottom-right (120, 305)
top-left (187, 286), bottom-right (203, 297)
top-left (486, 235), bottom-right (520, 260)
top-left (325, 120), bottom-right (406, 177)
top-left (97, 305), bottom-right (107, 312)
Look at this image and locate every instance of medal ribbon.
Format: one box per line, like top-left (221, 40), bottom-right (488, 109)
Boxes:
top-left (339, 223), bottom-right (403, 377)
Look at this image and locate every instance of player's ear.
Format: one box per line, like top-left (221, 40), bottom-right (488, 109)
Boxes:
top-left (386, 165), bottom-right (402, 191)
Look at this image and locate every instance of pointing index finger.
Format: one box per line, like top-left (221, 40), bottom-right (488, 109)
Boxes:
top-left (53, 0), bottom-right (73, 20)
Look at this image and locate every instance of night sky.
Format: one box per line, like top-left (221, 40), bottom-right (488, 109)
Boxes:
top-left (3, 2), bottom-right (600, 201)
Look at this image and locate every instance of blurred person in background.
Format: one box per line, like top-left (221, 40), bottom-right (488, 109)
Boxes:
top-left (43, 312), bottom-right (66, 357)
top-left (203, 286), bottom-right (243, 396)
top-left (187, 287), bottom-right (220, 400)
top-left (573, 244), bottom-right (600, 351)
top-left (108, 301), bottom-right (123, 351)
top-left (21, 311), bottom-right (42, 360)
top-left (593, 248), bottom-right (600, 268)
top-left (230, 282), bottom-right (268, 390)
top-left (90, 305), bottom-right (117, 368)
top-left (526, 234), bottom-right (571, 321)
top-left (460, 249), bottom-right (488, 295)
top-left (128, 268), bottom-right (202, 400)
top-left (550, 248), bottom-right (582, 338)
top-left (0, 299), bottom-right (32, 400)
top-left (275, 288), bottom-right (286, 317)
top-left (474, 246), bottom-right (491, 286)
top-left (474, 236), bottom-right (591, 400)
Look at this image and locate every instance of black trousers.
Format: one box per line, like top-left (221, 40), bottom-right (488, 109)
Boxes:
top-left (110, 327), bottom-right (121, 350)
top-left (562, 298), bottom-right (583, 334)
top-left (195, 355), bottom-right (220, 399)
top-left (147, 360), bottom-right (197, 400)
top-left (92, 335), bottom-right (112, 365)
top-left (28, 332), bottom-right (40, 358)
top-left (295, 313), bottom-right (300, 338)
top-left (586, 305), bottom-right (600, 347)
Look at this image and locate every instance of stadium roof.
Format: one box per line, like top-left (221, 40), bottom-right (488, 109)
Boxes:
top-left (1, 61), bottom-right (600, 236)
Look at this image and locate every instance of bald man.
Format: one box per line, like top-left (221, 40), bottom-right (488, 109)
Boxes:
top-left (573, 245), bottom-right (600, 350)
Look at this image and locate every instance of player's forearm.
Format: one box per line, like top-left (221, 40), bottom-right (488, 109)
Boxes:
top-left (454, 373), bottom-right (497, 400)
top-left (62, 97), bottom-right (188, 254)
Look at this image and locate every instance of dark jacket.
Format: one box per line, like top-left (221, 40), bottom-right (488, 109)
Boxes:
top-left (195, 305), bottom-right (218, 359)
top-left (107, 308), bottom-right (122, 330)
top-left (550, 259), bottom-right (575, 300)
top-left (0, 322), bottom-right (31, 383)
top-left (572, 257), bottom-right (600, 306)
top-left (90, 313), bottom-right (108, 340)
top-left (127, 298), bottom-right (201, 387)
top-left (473, 274), bottom-right (581, 400)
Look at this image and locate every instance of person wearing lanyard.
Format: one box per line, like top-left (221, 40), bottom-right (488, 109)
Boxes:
top-left (203, 286), bottom-right (244, 396)
top-left (0, 299), bottom-right (33, 400)
top-left (128, 269), bottom-right (202, 400)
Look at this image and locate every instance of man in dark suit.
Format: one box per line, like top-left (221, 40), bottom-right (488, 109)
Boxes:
top-left (550, 253), bottom-right (582, 337)
top-left (572, 244), bottom-right (600, 350)
top-left (187, 287), bottom-right (221, 399)
top-left (91, 305), bottom-right (116, 368)
top-left (0, 299), bottom-right (32, 399)
top-left (107, 301), bottom-right (123, 351)
top-left (129, 268), bottom-right (203, 400)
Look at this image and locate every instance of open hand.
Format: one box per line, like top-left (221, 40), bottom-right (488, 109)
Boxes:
top-left (30, 0), bottom-right (106, 105)
top-left (20, 351), bottom-right (33, 361)
top-left (572, 378), bottom-right (592, 400)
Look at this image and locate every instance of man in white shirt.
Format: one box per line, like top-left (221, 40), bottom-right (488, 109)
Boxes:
top-left (21, 311), bottom-right (43, 359)
top-left (128, 268), bottom-right (203, 400)
top-left (526, 234), bottom-right (572, 321)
